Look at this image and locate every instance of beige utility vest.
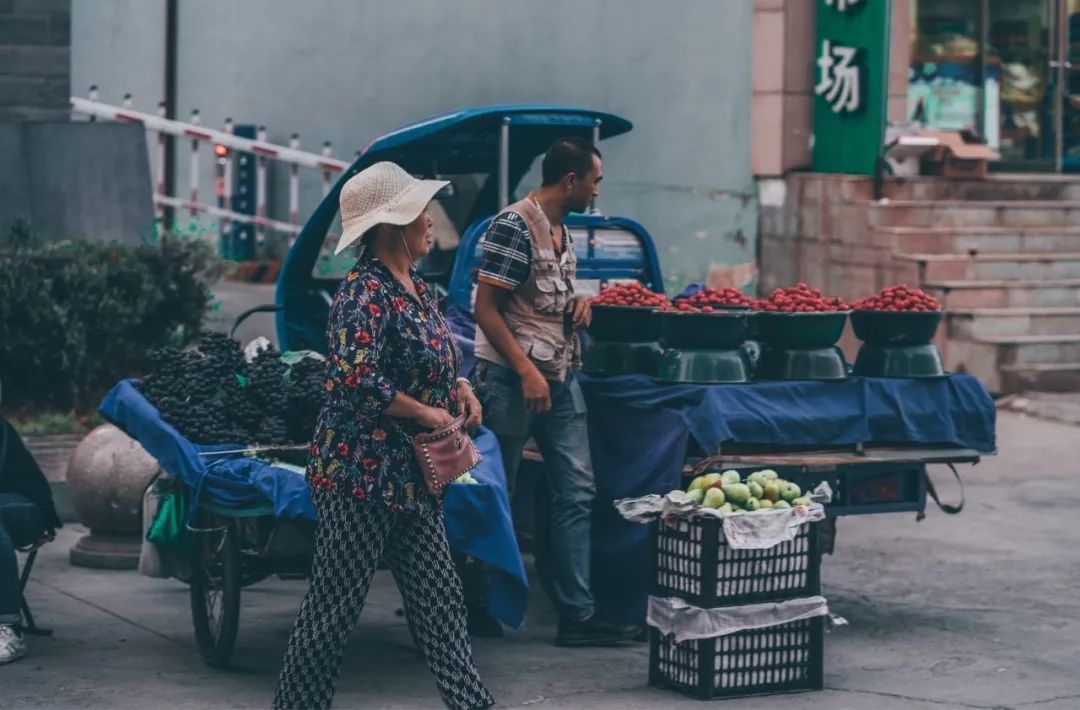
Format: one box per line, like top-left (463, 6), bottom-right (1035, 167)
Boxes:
top-left (474, 197), bottom-right (579, 382)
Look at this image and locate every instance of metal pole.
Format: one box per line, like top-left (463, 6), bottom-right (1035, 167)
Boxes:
top-left (319, 141), bottom-right (332, 196)
top-left (499, 117), bottom-right (510, 209)
top-left (155, 101), bottom-right (167, 222)
top-left (256, 125), bottom-right (268, 244)
top-left (289, 133), bottom-right (300, 227)
top-left (189, 108), bottom-right (200, 217)
top-left (1053, 0), bottom-right (1067, 172)
top-left (223, 117), bottom-right (234, 213)
top-left (219, 117), bottom-right (234, 253)
top-left (163, 0), bottom-right (178, 227)
top-left (590, 119), bottom-right (602, 214)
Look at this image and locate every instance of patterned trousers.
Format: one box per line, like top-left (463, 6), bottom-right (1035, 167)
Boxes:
top-left (272, 492), bottom-right (494, 710)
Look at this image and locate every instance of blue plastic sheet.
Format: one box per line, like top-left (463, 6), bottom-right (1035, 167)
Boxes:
top-left (99, 380), bottom-right (528, 629)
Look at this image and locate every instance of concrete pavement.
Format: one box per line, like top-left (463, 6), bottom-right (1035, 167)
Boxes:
top-left (4, 410), bottom-right (1080, 709)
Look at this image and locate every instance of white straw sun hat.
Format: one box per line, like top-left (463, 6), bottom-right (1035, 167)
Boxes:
top-left (334, 161), bottom-right (449, 255)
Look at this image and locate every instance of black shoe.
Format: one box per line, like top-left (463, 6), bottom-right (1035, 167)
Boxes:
top-left (555, 615), bottom-right (639, 647)
top-left (467, 605), bottom-right (504, 638)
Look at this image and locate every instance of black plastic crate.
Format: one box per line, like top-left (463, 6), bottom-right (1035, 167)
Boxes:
top-left (652, 517), bottom-right (820, 608)
top-left (649, 617), bottom-right (825, 700)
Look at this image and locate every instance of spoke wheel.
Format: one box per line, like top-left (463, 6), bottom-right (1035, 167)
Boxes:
top-left (190, 518), bottom-right (241, 668)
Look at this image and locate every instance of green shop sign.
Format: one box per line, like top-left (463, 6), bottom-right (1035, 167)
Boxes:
top-left (812, 0), bottom-right (892, 175)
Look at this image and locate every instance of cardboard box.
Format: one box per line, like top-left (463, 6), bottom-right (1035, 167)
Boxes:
top-left (920, 130), bottom-right (999, 180)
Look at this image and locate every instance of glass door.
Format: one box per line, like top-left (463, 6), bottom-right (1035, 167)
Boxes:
top-left (910, 0), bottom-right (1061, 170)
top-left (988, 0), bottom-right (1053, 168)
top-left (910, 0), bottom-right (987, 134)
top-left (1058, 0), bottom-right (1080, 170)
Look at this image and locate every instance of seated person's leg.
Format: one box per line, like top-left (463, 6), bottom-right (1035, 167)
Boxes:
top-left (0, 493), bottom-right (42, 625)
top-left (0, 494), bottom-right (37, 663)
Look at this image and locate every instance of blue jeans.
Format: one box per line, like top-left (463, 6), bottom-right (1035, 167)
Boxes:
top-left (474, 360), bottom-right (596, 621)
top-left (0, 493), bottom-right (42, 625)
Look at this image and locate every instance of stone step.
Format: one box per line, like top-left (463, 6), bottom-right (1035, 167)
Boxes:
top-left (878, 174), bottom-right (1080, 202)
top-left (946, 307), bottom-right (1080, 339)
top-left (870, 200), bottom-right (1080, 229)
top-left (1000, 363), bottom-right (1080, 394)
top-left (977, 335), bottom-right (1080, 365)
top-left (924, 279), bottom-right (1080, 308)
top-left (875, 225), bottom-right (1080, 255)
top-left (943, 337), bottom-right (1080, 393)
top-left (896, 252), bottom-right (1080, 281)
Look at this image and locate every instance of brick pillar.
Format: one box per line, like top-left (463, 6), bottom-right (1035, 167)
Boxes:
top-left (751, 0), bottom-right (816, 177)
top-left (888, 0), bottom-right (912, 124)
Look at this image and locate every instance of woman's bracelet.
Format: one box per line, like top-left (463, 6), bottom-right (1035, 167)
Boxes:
top-left (455, 377), bottom-right (472, 387)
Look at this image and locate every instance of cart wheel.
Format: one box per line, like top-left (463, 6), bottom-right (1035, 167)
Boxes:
top-left (190, 518), bottom-right (241, 668)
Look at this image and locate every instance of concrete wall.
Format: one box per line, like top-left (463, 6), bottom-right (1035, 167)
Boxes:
top-left (70, 0), bottom-right (165, 112)
top-left (0, 0), bottom-right (70, 122)
top-left (70, 0), bottom-right (757, 291)
top-left (0, 122), bottom-right (155, 244)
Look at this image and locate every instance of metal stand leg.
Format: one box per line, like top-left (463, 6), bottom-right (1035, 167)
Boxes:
top-left (18, 549), bottom-right (52, 637)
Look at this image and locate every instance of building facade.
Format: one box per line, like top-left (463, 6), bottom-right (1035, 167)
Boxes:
top-left (72, 0), bottom-right (758, 292)
top-left (752, 0), bottom-right (1080, 394)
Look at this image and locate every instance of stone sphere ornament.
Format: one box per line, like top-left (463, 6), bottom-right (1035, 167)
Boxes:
top-left (67, 424), bottom-right (161, 569)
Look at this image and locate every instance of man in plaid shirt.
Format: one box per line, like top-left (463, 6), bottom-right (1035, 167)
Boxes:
top-left (471, 138), bottom-right (639, 648)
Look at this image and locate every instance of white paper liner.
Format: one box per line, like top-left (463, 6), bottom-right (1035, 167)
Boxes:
top-left (648, 594), bottom-right (830, 644)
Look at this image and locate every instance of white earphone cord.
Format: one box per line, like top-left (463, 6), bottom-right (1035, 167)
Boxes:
top-left (398, 228), bottom-right (413, 262)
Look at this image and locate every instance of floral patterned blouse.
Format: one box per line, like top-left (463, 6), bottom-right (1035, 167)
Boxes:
top-left (307, 252), bottom-right (461, 514)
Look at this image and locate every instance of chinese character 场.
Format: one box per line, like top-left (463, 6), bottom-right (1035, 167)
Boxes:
top-left (814, 40), bottom-right (861, 113)
top-left (824, 0), bottom-right (861, 10)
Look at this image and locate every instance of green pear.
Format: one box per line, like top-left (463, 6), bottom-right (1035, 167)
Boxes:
top-left (687, 488), bottom-right (705, 505)
top-left (792, 496), bottom-right (811, 508)
top-left (720, 470), bottom-right (742, 485)
top-left (773, 500), bottom-right (792, 510)
top-left (744, 497), bottom-right (761, 512)
top-left (759, 498), bottom-right (775, 509)
top-left (762, 482), bottom-right (780, 502)
top-left (703, 487), bottom-right (726, 509)
top-left (668, 489), bottom-right (685, 497)
top-left (718, 502), bottom-right (734, 513)
top-left (721, 483), bottom-right (751, 505)
top-left (759, 469), bottom-right (779, 481)
top-left (747, 471), bottom-right (767, 486)
top-left (748, 481), bottom-right (764, 499)
top-left (780, 482), bottom-right (802, 502)
top-left (688, 476), bottom-right (708, 492)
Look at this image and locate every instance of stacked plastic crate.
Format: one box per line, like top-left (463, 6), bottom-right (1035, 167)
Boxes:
top-left (648, 514), bottom-right (826, 699)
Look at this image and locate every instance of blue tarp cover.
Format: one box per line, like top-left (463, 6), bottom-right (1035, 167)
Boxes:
top-left (578, 373), bottom-right (997, 453)
top-left (99, 380), bottom-right (529, 629)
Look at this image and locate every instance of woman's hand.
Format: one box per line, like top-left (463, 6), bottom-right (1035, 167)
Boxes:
top-left (416, 405), bottom-right (455, 430)
top-left (456, 379), bottom-right (483, 430)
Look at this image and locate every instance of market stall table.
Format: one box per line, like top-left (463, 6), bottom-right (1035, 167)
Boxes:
top-left (579, 373), bottom-right (996, 625)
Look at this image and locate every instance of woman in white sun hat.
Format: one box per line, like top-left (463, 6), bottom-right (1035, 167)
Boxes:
top-left (273, 162), bottom-right (493, 710)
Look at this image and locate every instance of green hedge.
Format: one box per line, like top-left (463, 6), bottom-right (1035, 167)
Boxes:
top-left (0, 224), bottom-right (216, 412)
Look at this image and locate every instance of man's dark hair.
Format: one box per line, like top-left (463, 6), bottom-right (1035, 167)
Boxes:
top-left (541, 137), bottom-right (602, 186)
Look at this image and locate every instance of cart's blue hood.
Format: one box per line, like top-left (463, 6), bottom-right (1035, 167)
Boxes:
top-left (277, 105), bottom-right (632, 351)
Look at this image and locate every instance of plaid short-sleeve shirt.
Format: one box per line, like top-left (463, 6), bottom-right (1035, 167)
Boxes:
top-left (477, 212), bottom-right (532, 290)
